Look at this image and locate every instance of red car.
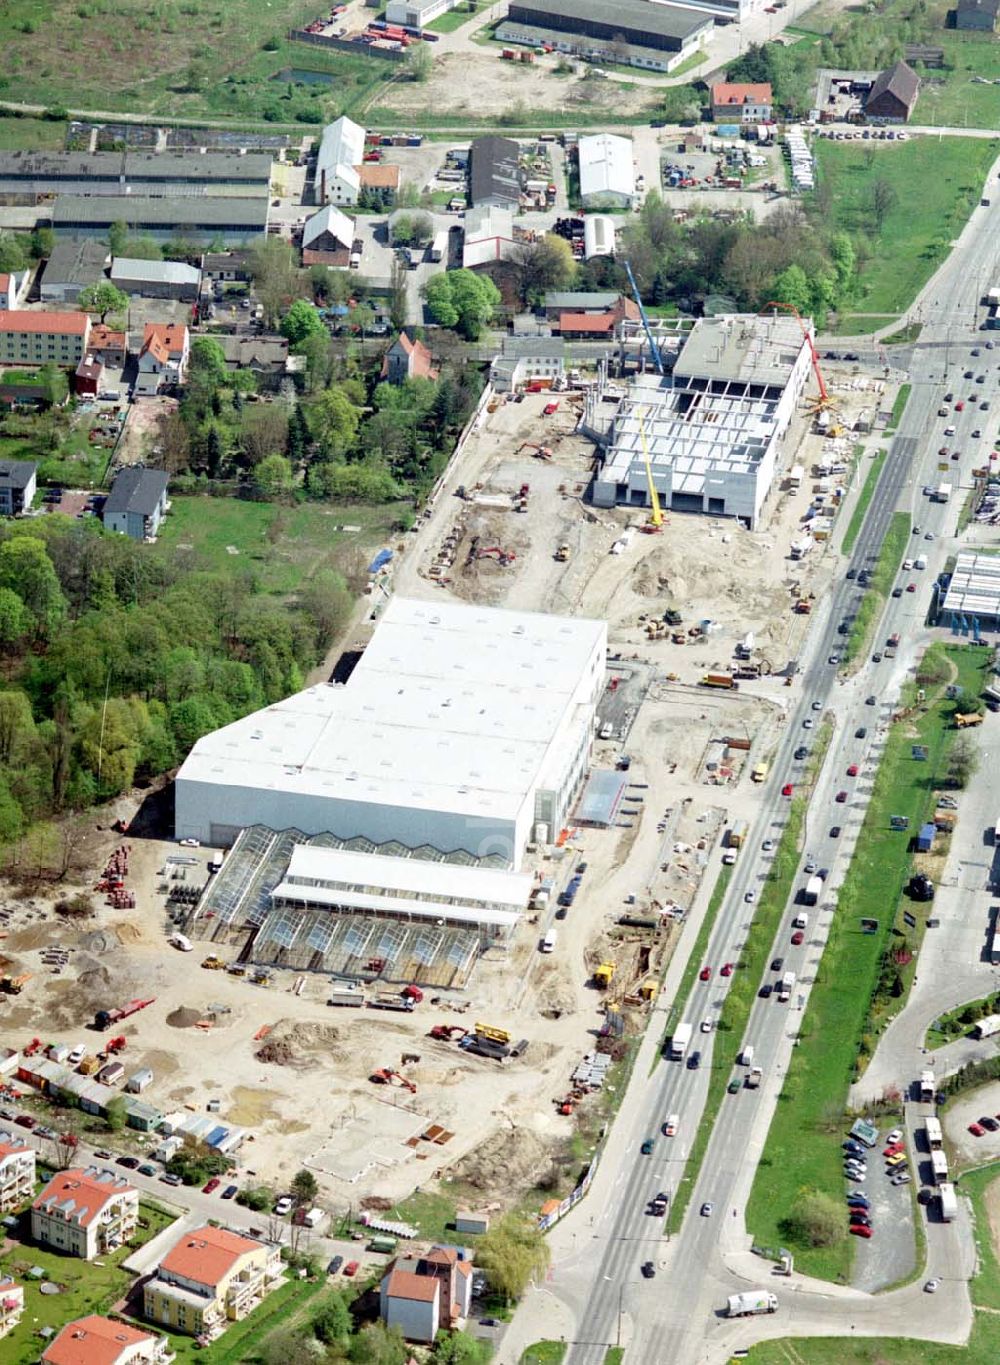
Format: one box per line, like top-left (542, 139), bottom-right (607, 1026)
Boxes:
top-left (202, 1177), bottom-right (221, 1194)
top-left (699, 966), bottom-right (712, 982)
top-left (720, 962), bottom-right (734, 977)
top-left (343, 1261), bottom-right (360, 1277)
top-left (906, 583), bottom-right (916, 593)
top-left (883, 1143), bottom-right (904, 1157)
top-left (782, 783), bottom-right (793, 797)
top-left (849, 1224), bottom-right (873, 1238)
top-left (835, 790), bottom-right (848, 803)
top-left (956, 401), bottom-right (965, 411)
top-left (791, 930), bottom-right (804, 945)
top-left (969, 1123), bottom-right (986, 1136)
top-left (847, 764), bottom-right (859, 777)
top-left (14, 1115), bottom-right (35, 1129)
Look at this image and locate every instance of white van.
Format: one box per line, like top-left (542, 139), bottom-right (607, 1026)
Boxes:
top-left (740, 1046), bottom-right (755, 1067)
top-left (540, 930), bottom-right (557, 953)
top-left (663, 1113), bottom-right (679, 1137)
top-left (170, 933), bottom-right (193, 952)
top-left (68, 1043), bottom-right (87, 1066)
top-left (792, 911), bottom-right (809, 929)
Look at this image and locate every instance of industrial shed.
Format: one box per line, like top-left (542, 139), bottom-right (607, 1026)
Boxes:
top-left (578, 135), bottom-right (634, 209)
top-left (175, 597), bottom-right (606, 867)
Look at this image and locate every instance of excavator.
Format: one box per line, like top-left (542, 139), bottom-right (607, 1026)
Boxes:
top-left (475, 547), bottom-right (516, 567)
top-left (429, 1024), bottom-right (467, 1041)
top-left (517, 442), bottom-right (552, 460)
top-left (370, 1068), bottom-right (417, 1093)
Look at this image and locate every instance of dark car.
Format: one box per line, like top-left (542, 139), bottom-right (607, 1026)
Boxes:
top-left (771, 957), bottom-right (784, 972)
top-left (641, 1260), bottom-right (656, 1278)
top-left (759, 983), bottom-right (773, 999)
top-left (687, 1051), bottom-right (701, 1070)
top-left (830, 825), bottom-right (841, 838)
top-left (794, 746), bottom-right (809, 760)
top-left (138, 1164), bottom-right (157, 1177)
top-left (981, 1116), bottom-right (999, 1132)
top-left (327, 1255), bottom-right (344, 1276)
top-left (846, 568), bottom-right (857, 580)
top-left (14, 1115), bottom-right (36, 1129)
top-left (641, 1138), bottom-right (655, 1155)
top-left (116, 1155), bottom-right (140, 1169)
top-left (222, 1184), bottom-right (239, 1199)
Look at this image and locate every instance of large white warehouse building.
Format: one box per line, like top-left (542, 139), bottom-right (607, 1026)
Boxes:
top-left (175, 597), bottom-right (606, 867)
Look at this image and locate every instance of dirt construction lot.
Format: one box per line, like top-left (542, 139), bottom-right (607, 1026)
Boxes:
top-left (0, 375), bottom-right (885, 1220)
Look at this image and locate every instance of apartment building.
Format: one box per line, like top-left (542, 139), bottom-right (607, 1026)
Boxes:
top-left (143, 1226), bottom-right (282, 1338)
top-left (31, 1168), bottom-right (138, 1260)
top-left (42, 1314), bottom-right (173, 1365)
top-left (0, 1135), bottom-right (35, 1210)
top-left (0, 310), bottom-right (90, 367)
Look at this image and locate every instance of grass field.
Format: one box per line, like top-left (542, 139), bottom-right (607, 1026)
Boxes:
top-left (0, 1203), bottom-right (174, 1364)
top-left (841, 449), bottom-right (887, 557)
top-left (842, 511), bottom-right (910, 665)
top-left (667, 799), bottom-right (807, 1234)
top-left (961, 1162), bottom-right (1000, 1311)
top-left (830, 314), bottom-right (900, 337)
top-left (0, 418), bottom-right (110, 488)
top-left (156, 496), bottom-right (405, 596)
top-left (0, 1), bottom-right (389, 121)
top-left (916, 31), bottom-right (1000, 130)
top-left (0, 115), bottom-right (67, 148)
top-left (747, 644), bottom-right (990, 1279)
top-left (428, 3), bottom-right (480, 32)
top-left (815, 138), bottom-right (1000, 328)
top-left (160, 1276), bottom-right (326, 1365)
top-left (522, 1344), bottom-right (567, 1365)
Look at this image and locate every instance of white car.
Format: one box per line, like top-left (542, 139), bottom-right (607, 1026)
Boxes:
top-left (700, 1020), bottom-right (713, 1033)
top-left (924, 1278), bottom-right (940, 1293)
top-left (179, 838), bottom-right (201, 848)
top-left (745, 891), bottom-right (756, 904)
top-left (274, 1196), bottom-right (294, 1216)
top-left (885, 1128), bottom-right (903, 1145)
top-left (762, 840), bottom-right (774, 852)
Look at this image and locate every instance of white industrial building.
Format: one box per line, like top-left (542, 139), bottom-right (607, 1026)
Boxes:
top-left (578, 134), bottom-right (634, 209)
top-left (315, 115), bottom-right (365, 206)
top-left (583, 214), bottom-right (616, 260)
top-left (940, 550), bottom-right (1000, 629)
top-left (386, 0), bottom-right (456, 25)
top-left (589, 313), bottom-right (814, 527)
top-left (175, 597), bottom-right (606, 867)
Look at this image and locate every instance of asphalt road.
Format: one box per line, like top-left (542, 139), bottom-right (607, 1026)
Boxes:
top-left (503, 152), bottom-right (1000, 1365)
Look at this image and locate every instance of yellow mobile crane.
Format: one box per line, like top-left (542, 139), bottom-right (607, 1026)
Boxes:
top-left (637, 408), bottom-right (664, 532)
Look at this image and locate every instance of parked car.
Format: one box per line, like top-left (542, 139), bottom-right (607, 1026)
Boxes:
top-left (847, 764), bottom-right (859, 777)
top-left (850, 1224), bottom-right (873, 1238)
top-left (835, 790), bottom-right (848, 803)
top-left (980, 1116), bottom-right (999, 1132)
top-left (222, 1185), bottom-right (238, 1199)
top-left (116, 1155), bottom-right (140, 1170)
top-left (274, 1196), bottom-right (294, 1216)
top-left (138, 1164), bottom-right (157, 1177)
top-left (343, 1261), bottom-right (360, 1277)
top-left (830, 826), bottom-right (841, 838)
top-left (969, 1122), bottom-right (986, 1136)
top-left (14, 1115), bottom-right (35, 1129)
top-left (203, 1177), bottom-right (221, 1193)
top-left (161, 1172), bottom-right (182, 1186)
top-left (327, 1256), bottom-right (344, 1276)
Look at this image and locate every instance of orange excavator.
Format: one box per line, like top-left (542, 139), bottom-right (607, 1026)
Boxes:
top-left (517, 442), bottom-right (552, 460)
top-left (370, 1068), bottom-right (417, 1093)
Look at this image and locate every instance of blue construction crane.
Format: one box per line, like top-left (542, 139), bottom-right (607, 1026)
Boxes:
top-left (623, 259), bottom-right (664, 376)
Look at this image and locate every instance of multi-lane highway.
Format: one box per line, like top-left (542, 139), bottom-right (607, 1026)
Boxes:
top-left (500, 159), bottom-right (1000, 1365)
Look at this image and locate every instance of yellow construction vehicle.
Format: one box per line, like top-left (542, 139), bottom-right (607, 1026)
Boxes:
top-left (201, 956), bottom-right (226, 970)
top-left (638, 980), bottom-right (658, 1001)
top-left (475, 1023), bottom-right (512, 1045)
top-left (637, 409), bottom-right (664, 533)
top-left (593, 962), bottom-right (616, 989)
top-left (0, 972), bottom-right (31, 994)
top-left (555, 543), bottom-right (571, 562)
top-left (955, 712), bottom-right (984, 728)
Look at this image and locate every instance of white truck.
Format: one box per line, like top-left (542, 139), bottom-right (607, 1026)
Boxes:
top-left (938, 1182), bottom-right (958, 1222)
top-left (974, 1014), bottom-right (1000, 1040)
top-left (933, 482), bottom-right (952, 503)
top-left (778, 970), bottom-right (795, 1003)
top-left (920, 1069), bottom-right (935, 1102)
top-left (802, 875), bottom-right (822, 907)
top-left (670, 1022), bottom-right (693, 1059)
top-left (727, 1291), bottom-right (778, 1318)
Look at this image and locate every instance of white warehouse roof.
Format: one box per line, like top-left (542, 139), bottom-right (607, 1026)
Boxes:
top-left (176, 597), bottom-right (606, 850)
top-left (111, 257), bottom-right (201, 285)
top-left (316, 115), bottom-right (364, 196)
top-left (578, 134), bottom-right (634, 202)
top-left (303, 204), bottom-right (354, 250)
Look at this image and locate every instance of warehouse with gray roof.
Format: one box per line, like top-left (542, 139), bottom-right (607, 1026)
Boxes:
top-left (50, 194), bottom-right (269, 244)
top-left (0, 149), bottom-right (273, 194)
top-left (503, 0), bottom-right (713, 71)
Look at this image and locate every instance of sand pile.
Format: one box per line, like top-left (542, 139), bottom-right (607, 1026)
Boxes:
top-left (167, 1006), bottom-right (203, 1029)
top-left (452, 1126), bottom-right (555, 1194)
top-left (256, 1039), bottom-right (296, 1067)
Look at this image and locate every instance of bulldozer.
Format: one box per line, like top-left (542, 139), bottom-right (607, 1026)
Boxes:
top-left (593, 962), bottom-right (616, 989)
top-left (0, 972), bottom-right (31, 994)
top-left (201, 955), bottom-right (226, 971)
top-left (474, 1022), bottom-right (511, 1045)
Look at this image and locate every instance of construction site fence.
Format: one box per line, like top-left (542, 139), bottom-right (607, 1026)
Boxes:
top-left (537, 1144), bottom-right (601, 1233)
top-left (424, 380), bottom-right (495, 512)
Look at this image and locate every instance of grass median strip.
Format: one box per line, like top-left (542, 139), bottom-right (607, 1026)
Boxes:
top-left (885, 382), bottom-right (912, 433)
top-left (746, 643), bottom-right (989, 1282)
top-left (841, 448), bottom-right (887, 557)
top-left (659, 864), bottom-right (733, 1052)
top-left (842, 511), bottom-right (910, 665)
top-left (666, 798), bottom-right (807, 1233)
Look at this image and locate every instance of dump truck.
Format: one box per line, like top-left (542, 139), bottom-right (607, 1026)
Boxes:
top-left (593, 963), bottom-right (616, 988)
top-left (750, 760), bottom-right (769, 783)
top-left (956, 712), bottom-right (984, 728)
top-left (727, 1291), bottom-right (778, 1318)
top-left (726, 820), bottom-right (749, 849)
top-left (700, 672), bottom-right (738, 690)
top-left (746, 1065), bottom-right (763, 1089)
top-left (369, 986), bottom-right (423, 1012)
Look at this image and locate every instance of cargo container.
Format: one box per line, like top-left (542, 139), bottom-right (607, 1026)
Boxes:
top-left (938, 1182), bottom-right (958, 1221)
top-left (328, 988), bottom-right (365, 1007)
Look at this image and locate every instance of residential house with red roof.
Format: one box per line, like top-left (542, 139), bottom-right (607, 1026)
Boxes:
top-left (0, 1275), bottom-right (23, 1340)
top-left (0, 310), bottom-right (90, 368)
top-left (31, 1167), bottom-right (138, 1259)
top-left (381, 332), bottom-right (438, 385)
top-left (42, 1314), bottom-right (171, 1365)
top-left (710, 82), bottom-right (773, 122)
top-left (556, 295), bottom-right (639, 340)
top-left (380, 1245), bottom-right (473, 1343)
top-left (136, 322), bottom-right (189, 396)
top-left (143, 1225), bottom-right (282, 1338)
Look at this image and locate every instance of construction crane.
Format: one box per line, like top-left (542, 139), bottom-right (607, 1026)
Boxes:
top-left (637, 408), bottom-right (664, 532)
top-left (623, 259), bottom-right (664, 376)
top-left (759, 302), bottom-right (834, 415)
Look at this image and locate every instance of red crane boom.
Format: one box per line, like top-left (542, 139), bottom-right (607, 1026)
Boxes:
top-left (760, 301), bottom-right (829, 406)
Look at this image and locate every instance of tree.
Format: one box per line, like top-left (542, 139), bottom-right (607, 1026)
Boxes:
top-left (947, 733), bottom-right (979, 789)
top-left (189, 336), bottom-right (229, 388)
top-left (778, 1187), bottom-right (844, 1248)
top-left (281, 298), bottom-right (327, 346)
top-left (406, 43), bottom-right (433, 82)
top-left (349, 1322), bottom-right (408, 1365)
top-left (105, 1095), bottom-right (127, 1132)
top-left (389, 257), bottom-right (409, 331)
top-left (108, 221), bottom-right (128, 256)
top-left (293, 330), bottom-right (333, 393)
top-left (432, 1332), bottom-right (492, 1364)
top-left (313, 1291), bottom-right (351, 1347)
top-left (870, 177), bottom-right (898, 232)
top-left (254, 453), bottom-right (295, 499)
top-left (0, 589), bottom-right (37, 650)
top-left (770, 263), bottom-right (812, 315)
top-left (78, 281), bottom-right (129, 323)
top-left (38, 362), bottom-right (69, 408)
top-left (291, 1167), bottom-right (319, 1208)
top-left (250, 238), bottom-right (303, 326)
top-left (516, 233), bottom-right (576, 303)
top-left (423, 273), bottom-right (460, 328)
top-left (310, 386), bottom-right (361, 457)
top-left (475, 1211), bottom-right (551, 1303)
top-left (0, 536), bottom-right (67, 638)
top-left (422, 269), bottom-right (499, 339)
top-left (240, 405), bottom-right (290, 469)
top-left (348, 302), bottom-right (376, 339)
